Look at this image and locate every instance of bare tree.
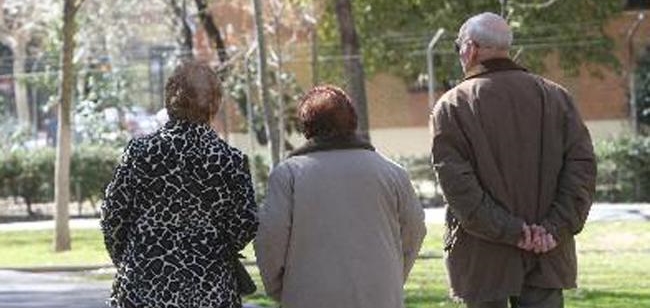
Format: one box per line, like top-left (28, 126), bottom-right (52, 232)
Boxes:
top-left (252, 0), bottom-right (280, 166)
top-left (194, 0), bottom-right (228, 64)
top-left (54, 0), bottom-right (85, 252)
top-left (166, 0), bottom-right (194, 57)
top-left (0, 0), bottom-right (58, 126)
top-left (334, 0), bottom-right (369, 141)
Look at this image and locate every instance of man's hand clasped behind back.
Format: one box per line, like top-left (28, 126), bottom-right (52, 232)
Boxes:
top-left (517, 223), bottom-right (557, 254)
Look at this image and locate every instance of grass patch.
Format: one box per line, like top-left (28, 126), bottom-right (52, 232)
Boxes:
top-left (1, 221), bottom-right (649, 307)
top-left (0, 229), bottom-right (110, 267)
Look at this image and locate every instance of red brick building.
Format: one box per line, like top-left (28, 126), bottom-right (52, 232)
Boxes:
top-left (198, 4), bottom-right (648, 156)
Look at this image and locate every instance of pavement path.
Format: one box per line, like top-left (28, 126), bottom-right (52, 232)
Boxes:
top-left (0, 270), bottom-right (263, 308)
top-left (1, 203), bottom-right (649, 232)
top-left (425, 203), bottom-right (650, 224)
top-left (0, 270), bottom-right (111, 308)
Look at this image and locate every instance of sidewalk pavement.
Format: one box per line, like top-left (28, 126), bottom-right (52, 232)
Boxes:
top-left (425, 203), bottom-right (650, 224)
top-left (0, 218), bottom-right (101, 232)
top-left (0, 270), bottom-right (111, 308)
top-left (0, 270), bottom-right (264, 308)
top-left (2, 203), bottom-right (648, 232)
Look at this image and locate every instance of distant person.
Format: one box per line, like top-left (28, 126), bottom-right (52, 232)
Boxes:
top-left (101, 60), bottom-right (257, 308)
top-left (255, 85), bottom-right (426, 308)
top-left (430, 12), bottom-right (597, 308)
top-left (45, 111), bottom-right (58, 146)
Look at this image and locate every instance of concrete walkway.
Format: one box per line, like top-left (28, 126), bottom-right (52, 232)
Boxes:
top-left (0, 270), bottom-right (111, 308)
top-left (0, 270), bottom-right (264, 308)
top-left (0, 218), bottom-right (101, 232)
top-left (425, 203), bottom-right (650, 224)
top-left (3, 203), bottom-right (648, 232)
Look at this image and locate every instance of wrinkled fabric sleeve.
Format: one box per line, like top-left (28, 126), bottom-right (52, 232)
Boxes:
top-left (431, 102), bottom-right (524, 246)
top-left (100, 140), bottom-right (140, 266)
top-left (223, 154), bottom-right (259, 251)
top-left (396, 170), bottom-right (426, 282)
top-left (541, 94), bottom-right (596, 243)
top-left (254, 164), bottom-right (293, 302)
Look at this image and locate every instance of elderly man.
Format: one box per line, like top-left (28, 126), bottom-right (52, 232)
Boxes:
top-left (430, 12), bottom-right (596, 308)
top-left (255, 85), bottom-right (426, 308)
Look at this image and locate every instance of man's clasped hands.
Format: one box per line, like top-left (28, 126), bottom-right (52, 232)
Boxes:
top-left (517, 223), bottom-right (557, 254)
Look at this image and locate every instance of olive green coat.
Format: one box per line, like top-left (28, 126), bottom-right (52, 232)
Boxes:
top-left (431, 58), bottom-right (596, 302)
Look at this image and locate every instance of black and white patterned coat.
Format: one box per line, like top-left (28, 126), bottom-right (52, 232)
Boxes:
top-left (101, 119), bottom-right (258, 308)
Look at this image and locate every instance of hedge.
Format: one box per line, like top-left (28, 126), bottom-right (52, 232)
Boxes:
top-left (0, 145), bottom-right (121, 216)
top-left (2, 135), bottom-right (648, 217)
top-left (595, 135), bottom-right (650, 202)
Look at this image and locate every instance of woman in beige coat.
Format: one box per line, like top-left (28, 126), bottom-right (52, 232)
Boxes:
top-left (254, 85), bottom-right (426, 308)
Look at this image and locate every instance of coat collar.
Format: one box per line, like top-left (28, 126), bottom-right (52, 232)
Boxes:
top-left (288, 135), bottom-right (375, 157)
top-left (464, 58), bottom-right (527, 81)
top-left (162, 118), bottom-right (215, 140)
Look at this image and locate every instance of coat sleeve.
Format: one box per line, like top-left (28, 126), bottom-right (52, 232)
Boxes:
top-left (254, 163), bottom-right (293, 302)
top-left (431, 101), bottom-right (524, 246)
top-left (541, 93), bottom-right (596, 243)
top-left (100, 140), bottom-right (140, 266)
top-left (223, 154), bottom-right (258, 251)
top-left (396, 170), bottom-right (426, 282)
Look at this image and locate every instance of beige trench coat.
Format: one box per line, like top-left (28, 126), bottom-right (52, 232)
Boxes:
top-left (255, 142), bottom-right (426, 308)
top-left (431, 58), bottom-right (597, 302)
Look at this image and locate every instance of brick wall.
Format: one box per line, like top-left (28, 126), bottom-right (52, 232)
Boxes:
top-left (205, 5), bottom-right (649, 132)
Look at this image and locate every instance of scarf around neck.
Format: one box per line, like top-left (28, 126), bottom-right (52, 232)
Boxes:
top-left (288, 135), bottom-right (375, 157)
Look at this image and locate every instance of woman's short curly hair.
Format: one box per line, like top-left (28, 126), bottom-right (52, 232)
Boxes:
top-left (164, 60), bottom-right (222, 124)
top-left (297, 85), bottom-right (358, 139)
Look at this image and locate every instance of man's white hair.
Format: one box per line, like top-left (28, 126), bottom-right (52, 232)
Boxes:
top-left (461, 12), bottom-right (512, 50)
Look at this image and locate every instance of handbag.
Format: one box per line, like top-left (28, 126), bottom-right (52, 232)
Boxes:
top-left (231, 252), bottom-right (257, 296)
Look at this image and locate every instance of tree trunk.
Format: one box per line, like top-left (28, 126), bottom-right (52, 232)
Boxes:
top-left (13, 41), bottom-right (30, 126)
top-left (252, 0), bottom-right (280, 167)
top-left (334, 0), bottom-right (370, 141)
top-left (25, 198), bottom-right (34, 217)
top-left (54, 0), bottom-right (81, 252)
top-left (194, 0), bottom-right (228, 64)
top-left (169, 0), bottom-right (193, 57)
top-left (194, 0), bottom-right (229, 140)
top-left (273, 11), bottom-right (285, 158)
top-left (310, 28), bottom-right (319, 86)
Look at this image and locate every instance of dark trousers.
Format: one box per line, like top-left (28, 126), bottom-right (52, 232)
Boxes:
top-left (465, 286), bottom-right (563, 308)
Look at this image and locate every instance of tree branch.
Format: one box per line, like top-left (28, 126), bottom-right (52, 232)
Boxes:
top-left (166, 0), bottom-right (194, 53)
top-left (194, 0), bottom-right (229, 63)
top-left (73, 0), bottom-right (87, 15)
top-left (511, 0), bottom-right (560, 9)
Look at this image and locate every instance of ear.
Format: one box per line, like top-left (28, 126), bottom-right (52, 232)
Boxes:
top-left (468, 43), bottom-right (480, 64)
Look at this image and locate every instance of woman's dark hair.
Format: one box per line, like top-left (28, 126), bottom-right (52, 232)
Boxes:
top-left (297, 85), bottom-right (358, 139)
top-left (164, 60), bottom-right (222, 123)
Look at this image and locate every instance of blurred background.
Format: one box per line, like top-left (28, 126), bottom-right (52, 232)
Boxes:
top-left (0, 0), bottom-right (649, 222)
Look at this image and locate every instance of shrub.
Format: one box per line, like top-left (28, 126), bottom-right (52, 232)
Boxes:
top-left (0, 148), bottom-right (55, 215)
top-left (71, 145), bottom-right (122, 208)
top-left (250, 154), bottom-right (270, 204)
top-left (0, 145), bottom-right (121, 216)
top-left (248, 154), bottom-right (444, 207)
top-left (595, 135), bottom-right (650, 202)
top-left (393, 156), bottom-right (443, 208)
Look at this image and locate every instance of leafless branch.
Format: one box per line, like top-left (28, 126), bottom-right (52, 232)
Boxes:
top-left (73, 0), bottom-right (87, 15)
top-left (511, 0), bottom-right (561, 10)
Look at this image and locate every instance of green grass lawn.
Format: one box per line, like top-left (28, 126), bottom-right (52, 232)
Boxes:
top-left (1, 221), bottom-right (649, 307)
top-left (0, 229), bottom-right (110, 267)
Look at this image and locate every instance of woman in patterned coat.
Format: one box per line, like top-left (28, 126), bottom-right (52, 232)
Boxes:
top-left (101, 60), bottom-right (258, 308)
